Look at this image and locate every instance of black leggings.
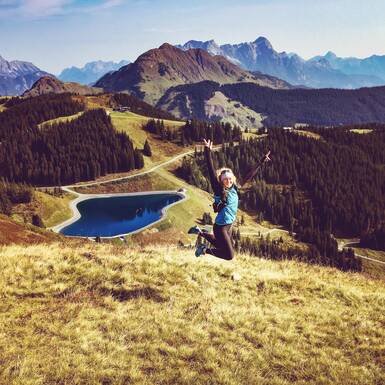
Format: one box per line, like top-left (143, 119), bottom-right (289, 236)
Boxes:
top-left (200, 223), bottom-right (234, 260)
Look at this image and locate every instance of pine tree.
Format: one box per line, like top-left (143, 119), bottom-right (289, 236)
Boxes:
top-left (143, 139), bottom-right (152, 156)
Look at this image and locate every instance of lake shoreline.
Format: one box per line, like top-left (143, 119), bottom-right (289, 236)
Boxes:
top-left (49, 189), bottom-right (188, 239)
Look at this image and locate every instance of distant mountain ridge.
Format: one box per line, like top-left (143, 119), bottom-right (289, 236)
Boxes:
top-left (22, 76), bottom-right (103, 98)
top-left (95, 43), bottom-right (292, 105)
top-left (58, 60), bottom-right (129, 85)
top-left (177, 37), bottom-right (385, 89)
top-left (310, 51), bottom-right (385, 81)
top-left (0, 54), bottom-right (51, 96)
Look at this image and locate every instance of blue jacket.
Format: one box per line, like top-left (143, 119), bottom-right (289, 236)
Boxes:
top-left (204, 147), bottom-right (240, 225)
top-left (213, 185), bottom-right (239, 224)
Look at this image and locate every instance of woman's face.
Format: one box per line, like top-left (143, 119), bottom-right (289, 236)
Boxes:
top-left (222, 175), bottom-right (234, 188)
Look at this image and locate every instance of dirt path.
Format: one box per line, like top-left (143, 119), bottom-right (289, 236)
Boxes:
top-left (337, 238), bottom-right (385, 266)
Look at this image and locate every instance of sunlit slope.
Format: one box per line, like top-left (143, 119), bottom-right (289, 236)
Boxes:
top-left (0, 241), bottom-right (383, 385)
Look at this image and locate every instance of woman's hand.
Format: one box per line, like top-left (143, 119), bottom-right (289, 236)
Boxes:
top-left (262, 150), bottom-right (271, 163)
top-left (203, 139), bottom-right (213, 150)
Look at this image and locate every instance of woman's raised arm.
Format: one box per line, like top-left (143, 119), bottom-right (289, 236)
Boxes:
top-left (203, 139), bottom-right (221, 194)
top-left (238, 150), bottom-right (271, 188)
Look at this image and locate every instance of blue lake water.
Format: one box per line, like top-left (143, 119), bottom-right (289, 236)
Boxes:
top-left (60, 193), bottom-right (182, 237)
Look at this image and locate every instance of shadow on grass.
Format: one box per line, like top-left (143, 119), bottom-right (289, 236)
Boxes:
top-left (15, 286), bottom-right (166, 303)
top-left (99, 286), bottom-right (167, 303)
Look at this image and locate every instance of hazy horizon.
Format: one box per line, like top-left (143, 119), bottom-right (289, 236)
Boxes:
top-left (1, 0), bottom-right (384, 74)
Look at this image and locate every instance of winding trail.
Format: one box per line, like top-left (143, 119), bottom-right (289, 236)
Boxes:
top-left (63, 147), bottom-right (197, 190)
top-left (337, 238), bottom-right (385, 266)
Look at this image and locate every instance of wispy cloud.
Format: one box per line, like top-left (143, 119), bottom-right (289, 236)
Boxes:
top-left (0, 0), bottom-right (124, 19)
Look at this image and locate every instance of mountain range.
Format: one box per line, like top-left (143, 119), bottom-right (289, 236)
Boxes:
top-left (310, 51), bottom-right (385, 81)
top-left (58, 60), bottom-right (129, 85)
top-left (94, 43), bottom-right (292, 105)
top-left (177, 37), bottom-right (385, 89)
top-left (0, 54), bottom-right (51, 96)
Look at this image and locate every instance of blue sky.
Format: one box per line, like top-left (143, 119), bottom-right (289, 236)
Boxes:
top-left (1, 0), bottom-right (384, 74)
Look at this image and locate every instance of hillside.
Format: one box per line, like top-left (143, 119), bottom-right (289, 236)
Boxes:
top-left (95, 43), bottom-right (291, 105)
top-left (22, 75), bottom-right (103, 97)
top-left (0, 240), bottom-right (383, 384)
top-left (157, 80), bottom-right (385, 126)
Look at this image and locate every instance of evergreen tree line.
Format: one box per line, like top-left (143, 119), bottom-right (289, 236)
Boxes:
top-left (143, 119), bottom-right (179, 142)
top-left (143, 118), bottom-right (242, 146)
top-left (0, 93), bottom-right (85, 142)
top-left (307, 124), bottom-right (385, 251)
top-left (112, 93), bottom-right (177, 120)
top-left (0, 106), bottom-right (144, 186)
top-left (360, 228), bottom-right (385, 251)
top-left (310, 123), bottom-right (385, 165)
top-left (247, 128), bottom-right (385, 237)
top-left (0, 179), bottom-right (33, 215)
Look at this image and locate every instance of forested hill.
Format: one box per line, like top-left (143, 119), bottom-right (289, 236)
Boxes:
top-left (157, 80), bottom-right (385, 126)
top-left (0, 93), bottom-right (144, 186)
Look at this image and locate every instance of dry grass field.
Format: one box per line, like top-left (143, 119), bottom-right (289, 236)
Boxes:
top-left (0, 240), bottom-right (383, 385)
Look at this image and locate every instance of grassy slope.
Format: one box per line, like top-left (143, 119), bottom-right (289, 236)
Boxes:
top-left (0, 241), bottom-right (383, 385)
top-left (0, 96), bottom-right (9, 112)
top-left (109, 110), bottom-right (185, 163)
top-left (37, 111), bottom-right (84, 128)
top-left (352, 247), bottom-right (385, 281)
top-left (12, 191), bottom-right (77, 228)
top-left (350, 129), bottom-right (373, 134)
top-left (204, 91), bottom-right (264, 129)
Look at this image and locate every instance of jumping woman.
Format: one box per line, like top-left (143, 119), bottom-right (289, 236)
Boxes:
top-left (188, 138), bottom-right (271, 259)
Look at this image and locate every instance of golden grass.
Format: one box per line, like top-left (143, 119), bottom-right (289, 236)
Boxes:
top-left (242, 132), bottom-right (267, 140)
top-left (293, 130), bottom-right (322, 140)
top-left (37, 111), bottom-right (84, 128)
top-left (0, 96), bottom-right (9, 112)
top-left (350, 129), bottom-right (373, 134)
top-left (0, 241), bottom-right (383, 384)
top-left (109, 110), bottom-right (184, 161)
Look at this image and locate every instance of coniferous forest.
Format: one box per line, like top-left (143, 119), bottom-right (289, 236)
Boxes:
top-left (0, 93), bottom-right (144, 186)
top-left (144, 118), bottom-right (242, 146)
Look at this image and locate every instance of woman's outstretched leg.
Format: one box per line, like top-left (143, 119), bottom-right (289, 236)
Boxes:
top-left (199, 231), bottom-right (218, 247)
top-left (205, 224), bottom-right (234, 261)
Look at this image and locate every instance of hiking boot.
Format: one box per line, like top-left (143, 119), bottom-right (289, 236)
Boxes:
top-left (195, 244), bottom-right (207, 257)
top-left (188, 225), bottom-right (210, 234)
top-left (188, 225), bottom-right (202, 234)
